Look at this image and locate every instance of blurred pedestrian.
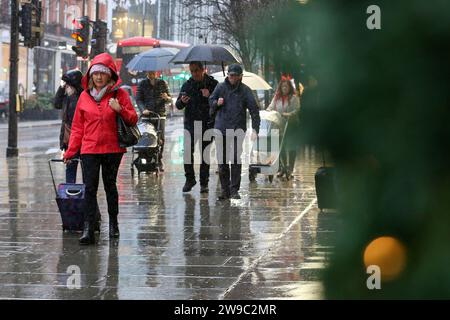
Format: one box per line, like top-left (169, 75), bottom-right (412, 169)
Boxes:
top-left (53, 69), bottom-right (83, 183)
top-left (136, 71), bottom-right (172, 171)
top-left (298, 73), bottom-right (320, 152)
top-left (64, 53), bottom-right (138, 245)
top-left (209, 64), bottom-right (260, 200)
top-left (267, 76), bottom-right (300, 180)
top-left (176, 61), bottom-right (218, 193)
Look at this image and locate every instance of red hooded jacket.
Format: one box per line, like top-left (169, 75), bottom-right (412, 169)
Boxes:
top-left (64, 53), bottom-right (138, 160)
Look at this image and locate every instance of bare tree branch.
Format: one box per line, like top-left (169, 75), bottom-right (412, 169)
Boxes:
top-left (178, 0), bottom-right (274, 70)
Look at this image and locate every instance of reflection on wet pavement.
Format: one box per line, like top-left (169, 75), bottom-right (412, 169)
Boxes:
top-left (0, 120), bottom-right (338, 299)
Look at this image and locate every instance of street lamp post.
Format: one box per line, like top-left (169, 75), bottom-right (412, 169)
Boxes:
top-left (6, 0), bottom-right (19, 157)
top-left (199, 34), bottom-right (207, 44)
top-left (156, 0), bottom-right (161, 38)
top-left (142, 0), bottom-right (146, 37)
top-left (95, 0), bottom-right (99, 21)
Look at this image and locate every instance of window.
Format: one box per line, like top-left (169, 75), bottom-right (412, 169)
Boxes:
top-left (45, 0), bottom-right (49, 24)
top-left (64, 3), bottom-right (67, 28)
top-left (56, 0), bottom-right (60, 24)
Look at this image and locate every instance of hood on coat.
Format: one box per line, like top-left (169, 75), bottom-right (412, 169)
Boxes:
top-left (81, 52), bottom-right (122, 91)
top-left (62, 69), bottom-right (83, 92)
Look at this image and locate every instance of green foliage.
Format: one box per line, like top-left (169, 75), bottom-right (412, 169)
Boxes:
top-left (24, 93), bottom-right (55, 110)
top-left (256, 0), bottom-right (450, 298)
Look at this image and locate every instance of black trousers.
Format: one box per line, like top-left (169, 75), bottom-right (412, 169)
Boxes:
top-left (183, 124), bottom-right (212, 185)
top-left (81, 153), bottom-right (123, 224)
top-left (157, 118), bottom-right (165, 161)
top-left (217, 135), bottom-right (244, 195)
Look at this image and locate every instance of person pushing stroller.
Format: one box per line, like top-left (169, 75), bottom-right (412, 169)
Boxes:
top-left (136, 71), bottom-right (172, 172)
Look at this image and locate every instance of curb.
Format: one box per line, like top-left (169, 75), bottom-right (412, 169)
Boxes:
top-left (0, 121), bottom-right (61, 130)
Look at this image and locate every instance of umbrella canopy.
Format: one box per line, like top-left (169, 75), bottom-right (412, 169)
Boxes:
top-left (126, 47), bottom-right (179, 72)
top-left (169, 44), bottom-right (239, 65)
top-left (211, 71), bottom-right (272, 91)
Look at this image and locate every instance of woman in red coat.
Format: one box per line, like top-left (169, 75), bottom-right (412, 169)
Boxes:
top-left (64, 53), bottom-right (138, 245)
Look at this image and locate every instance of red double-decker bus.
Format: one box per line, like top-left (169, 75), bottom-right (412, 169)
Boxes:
top-left (115, 37), bottom-right (190, 91)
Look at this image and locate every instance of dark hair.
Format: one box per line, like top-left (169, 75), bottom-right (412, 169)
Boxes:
top-left (189, 61), bottom-right (204, 70)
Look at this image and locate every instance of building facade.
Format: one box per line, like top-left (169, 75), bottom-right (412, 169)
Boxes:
top-left (110, 0), bottom-right (224, 46)
top-left (171, 1), bottom-right (225, 46)
top-left (111, 0), bottom-right (154, 41)
top-left (0, 0), bottom-right (108, 97)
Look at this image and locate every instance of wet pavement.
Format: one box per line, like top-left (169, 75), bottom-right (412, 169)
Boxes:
top-left (0, 117), bottom-right (338, 300)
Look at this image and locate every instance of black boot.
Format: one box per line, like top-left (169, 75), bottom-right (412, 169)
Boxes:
top-left (217, 190), bottom-right (230, 201)
top-left (182, 180), bottom-right (196, 192)
top-left (230, 191), bottom-right (241, 200)
top-left (109, 216), bottom-right (120, 238)
top-left (95, 210), bottom-right (101, 233)
top-left (95, 220), bottom-right (101, 232)
top-left (200, 184), bottom-right (209, 193)
top-left (79, 221), bottom-right (95, 245)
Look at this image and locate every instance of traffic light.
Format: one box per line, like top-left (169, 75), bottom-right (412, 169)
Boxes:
top-left (90, 20), bottom-right (108, 58)
top-left (33, 0), bottom-right (44, 47)
top-left (71, 16), bottom-right (90, 58)
top-left (19, 0), bottom-right (43, 48)
top-left (19, 2), bottom-right (33, 46)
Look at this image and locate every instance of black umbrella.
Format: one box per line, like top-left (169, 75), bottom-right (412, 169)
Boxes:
top-left (169, 44), bottom-right (240, 75)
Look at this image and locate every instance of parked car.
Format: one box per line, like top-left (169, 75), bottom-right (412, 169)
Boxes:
top-left (0, 95), bottom-right (9, 119)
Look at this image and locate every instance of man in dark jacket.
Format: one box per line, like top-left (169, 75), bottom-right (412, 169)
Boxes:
top-left (136, 71), bottom-right (172, 171)
top-left (209, 64), bottom-right (260, 200)
top-left (54, 69), bottom-right (83, 183)
top-left (176, 61), bottom-right (218, 193)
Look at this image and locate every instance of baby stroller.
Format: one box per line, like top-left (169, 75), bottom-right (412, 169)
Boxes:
top-left (130, 111), bottom-right (164, 176)
top-left (249, 110), bottom-right (288, 183)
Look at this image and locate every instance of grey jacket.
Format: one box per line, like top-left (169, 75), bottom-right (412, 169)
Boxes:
top-left (209, 78), bottom-right (260, 135)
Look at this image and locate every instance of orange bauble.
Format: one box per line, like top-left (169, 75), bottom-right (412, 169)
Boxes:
top-left (363, 236), bottom-right (407, 281)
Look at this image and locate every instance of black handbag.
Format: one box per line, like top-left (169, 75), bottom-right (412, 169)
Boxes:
top-left (117, 115), bottom-right (141, 148)
top-left (114, 90), bottom-right (141, 148)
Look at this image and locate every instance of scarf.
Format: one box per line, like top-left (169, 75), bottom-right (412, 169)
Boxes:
top-left (90, 85), bottom-right (110, 102)
top-left (275, 94), bottom-right (291, 113)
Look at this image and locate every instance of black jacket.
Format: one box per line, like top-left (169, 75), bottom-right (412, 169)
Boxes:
top-left (136, 78), bottom-right (171, 116)
top-left (209, 78), bottom-right (260, 135)
top-left (175, 74), bottom-right (218, 130)
top-left (54, 86), bottom-right (82, 150)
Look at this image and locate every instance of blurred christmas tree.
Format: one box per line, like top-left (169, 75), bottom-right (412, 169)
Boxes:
top-left (255, 0), bottom-right (450, 298)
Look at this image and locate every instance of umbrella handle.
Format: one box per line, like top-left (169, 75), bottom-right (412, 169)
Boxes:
top-left (222, 62), bottom-right (225, 77)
